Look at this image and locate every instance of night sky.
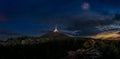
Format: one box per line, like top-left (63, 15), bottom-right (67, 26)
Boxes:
top-left (0, 0), bottom-right (120, 40)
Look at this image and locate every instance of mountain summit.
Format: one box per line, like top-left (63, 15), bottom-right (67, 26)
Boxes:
top-left (40, 26), bottom-right (70, 38)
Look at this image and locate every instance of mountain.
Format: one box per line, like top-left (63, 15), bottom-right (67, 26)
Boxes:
top-left (40, 26), bottom-right (70, 38)
top-left (40, 31), bottom-right (70, 38)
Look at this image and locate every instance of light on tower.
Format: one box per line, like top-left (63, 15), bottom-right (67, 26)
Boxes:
top-left (53, 26), bottom-right (59, 32)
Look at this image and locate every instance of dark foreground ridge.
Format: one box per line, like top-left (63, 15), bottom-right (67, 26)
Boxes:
top-left (0, 37), bottom-right (120, 59)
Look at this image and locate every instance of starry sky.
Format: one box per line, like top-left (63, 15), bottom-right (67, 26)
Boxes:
top-left (0, 0), bottom-right (120, 40)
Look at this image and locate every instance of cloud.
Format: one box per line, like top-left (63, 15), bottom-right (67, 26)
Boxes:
top-left (96, 21), bottom-right (120, 31)
top-left (60, 12), bottom-right (118, 36)
top-left (0, 13), bottom-right (9, 22)
top-left (0, 18), bottom-right (6, 22)
top-left (0, 30), bottom-right (21, 36)
top-left (0, 30), bottom-right (22, 40)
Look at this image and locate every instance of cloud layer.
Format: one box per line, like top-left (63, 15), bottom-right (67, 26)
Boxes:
top-left (61, 12), bottom-right (120, 36)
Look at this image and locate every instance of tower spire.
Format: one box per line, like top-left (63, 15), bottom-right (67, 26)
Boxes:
top-left (53, 25), bottom-right (59, 32)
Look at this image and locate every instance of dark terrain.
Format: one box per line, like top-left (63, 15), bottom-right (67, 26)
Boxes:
top-left (0, 37), bottom-right (120, 59)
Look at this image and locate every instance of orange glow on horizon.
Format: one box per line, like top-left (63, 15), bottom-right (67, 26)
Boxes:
top-left (90, 31), bottom-right (120, 40)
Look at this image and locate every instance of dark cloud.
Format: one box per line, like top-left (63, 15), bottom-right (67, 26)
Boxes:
top-left (0, 30), bottom-right (21, 35)
top-left (60, 12), bottom-right (119, 36)
top-left (0, 30), bottom-right (22, 40)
